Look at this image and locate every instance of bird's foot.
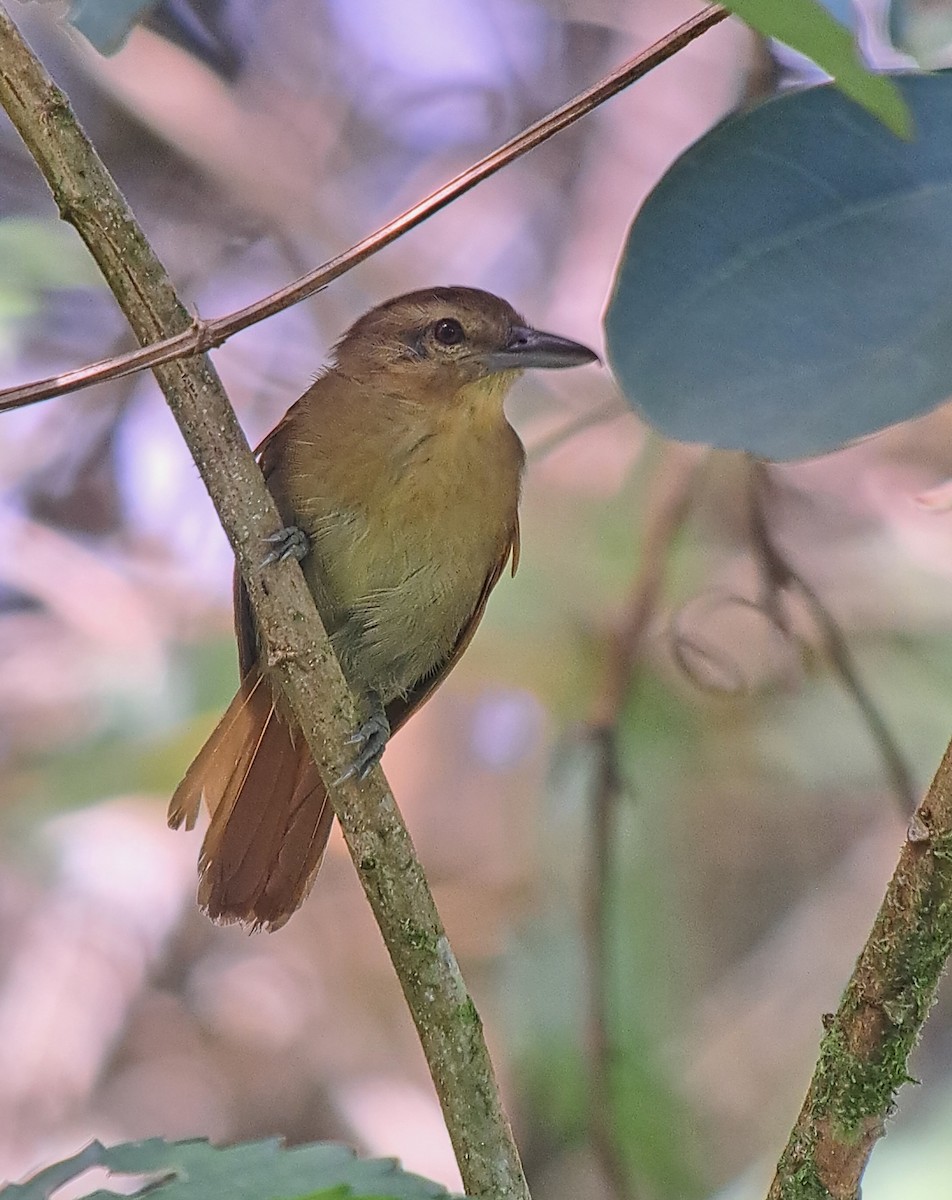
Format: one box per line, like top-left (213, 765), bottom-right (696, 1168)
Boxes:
top-left (262, 525), bottom-right (310, 566)
top-left (337, 700), bottom-right (390, 784)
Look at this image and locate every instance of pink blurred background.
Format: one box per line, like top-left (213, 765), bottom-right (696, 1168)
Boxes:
top-left (2, 2), bottom-right (952, 1197)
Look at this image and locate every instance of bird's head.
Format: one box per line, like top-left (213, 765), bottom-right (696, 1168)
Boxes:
top-left (331, 287), bottom-right (597, 405)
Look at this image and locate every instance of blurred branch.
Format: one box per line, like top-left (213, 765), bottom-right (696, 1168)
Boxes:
top-left (0, 4), bottom-right (729, 415)
top-left (586, 439), bottom-right (705, 1199)
top-left (768, 741), bottom-right (952, 1198)
top-left (0, 8), bottom-right (528, 1198)
top-left (748, 460), bottom-right (916, 813)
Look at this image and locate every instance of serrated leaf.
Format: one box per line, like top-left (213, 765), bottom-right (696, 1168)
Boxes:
top-left (1, 1142), bottom-right (107, 1200)
top-left (604, 72), bottom-right (952, 461)
top-left (0, 1139), bottom-right (454, 1200)
top-left (723, 0), bottom-right (910, 135)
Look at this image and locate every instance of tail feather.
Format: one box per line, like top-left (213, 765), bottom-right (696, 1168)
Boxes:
top-left (257, 768), bottom-right (333, 929)
top-left (169, 666), bottom-right (334, 930)
top-left (198, 702), bottom-right (296, 912)
top-left (168, 670), bottom-right (267, 832)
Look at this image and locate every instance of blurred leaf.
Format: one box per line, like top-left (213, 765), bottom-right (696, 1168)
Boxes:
top-left (509, 676), bottom-right (704, 1200)
top-left (605, 678), bottom-right (705, 1196)
top-left (889, 0), bottom-right (952, 65)
top-left (604, 72), bottom-right (952, 462)
top-left (0, 218), bottom-right (103, 357)
top-left (724, 0), bottom-right (910, 135)
top-left (0, 218), bottom-right (103, 355)
top-left (755, 632), bottom-right (952, 795)
top-left (0, 218), bottom-right (102, 292)
top-left (67, 0), bottom-right (158, 54)
top-left (0, 1139), bottom-right (453, 1200)
top-left (601, 1027), bottom-right (701, 1199)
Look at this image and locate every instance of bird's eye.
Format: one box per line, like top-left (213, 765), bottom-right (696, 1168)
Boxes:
top-left (432, 317), bottom-right (466, 347)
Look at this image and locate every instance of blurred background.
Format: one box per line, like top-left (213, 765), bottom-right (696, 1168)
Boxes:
top-left (2, 1), bottom-right (952, 1197)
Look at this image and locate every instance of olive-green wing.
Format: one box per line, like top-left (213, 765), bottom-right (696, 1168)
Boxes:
top-left (385, 517), bottom-right (520, 737)
top-left (236, 402), bottom-right (519, 738)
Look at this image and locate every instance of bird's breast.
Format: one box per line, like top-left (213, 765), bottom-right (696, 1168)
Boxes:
top-left (291, 407), bottom-right (524, 700)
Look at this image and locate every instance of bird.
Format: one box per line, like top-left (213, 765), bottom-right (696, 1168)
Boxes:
top-left (168, 286), bottom-right (597, 930)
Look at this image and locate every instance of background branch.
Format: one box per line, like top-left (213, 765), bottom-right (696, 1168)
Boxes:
top-left (0, 7), bottom-right (528, 1197)
top-left (0, 4), bottom-right (728, 415)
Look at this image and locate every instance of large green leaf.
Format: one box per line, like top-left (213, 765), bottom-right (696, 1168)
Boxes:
top-left (1, 1139), bottom-right (453, 1200)
top-left (604, 72), bottom-right (952, 462)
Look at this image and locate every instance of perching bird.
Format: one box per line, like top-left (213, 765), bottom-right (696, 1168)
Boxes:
top-left (169, 287), bottom-right (597, 930)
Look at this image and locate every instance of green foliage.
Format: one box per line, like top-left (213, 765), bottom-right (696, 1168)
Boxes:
top-left (605, 72), bottom-right (952, 461)
top-left (0, 1139), bottom-right (455, 1200)
top-left (722, 0), bottom-right (910, 136)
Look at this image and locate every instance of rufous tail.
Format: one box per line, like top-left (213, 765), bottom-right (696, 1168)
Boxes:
top-left (168, 667), bottom-right (332, 930)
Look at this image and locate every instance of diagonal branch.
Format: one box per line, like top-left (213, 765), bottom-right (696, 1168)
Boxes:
top-left (0, 4), bottom-right (728, 415)
top-left (0, 7), bottom-right (527, 1197)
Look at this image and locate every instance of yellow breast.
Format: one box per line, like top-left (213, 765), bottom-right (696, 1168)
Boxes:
top-left (283, 376), bottom-right (525, 700)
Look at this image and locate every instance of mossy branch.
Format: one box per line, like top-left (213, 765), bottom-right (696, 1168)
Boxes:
top-left (0, 7), bottom-right (527, 1197)
top-left (769, 743), bottom-right (952, 1199)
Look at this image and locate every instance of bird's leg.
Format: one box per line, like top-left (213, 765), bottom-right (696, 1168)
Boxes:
top-left (261, 524), bottom-right (310, 566)
top-left (337, 691), bottom-right (390, 784)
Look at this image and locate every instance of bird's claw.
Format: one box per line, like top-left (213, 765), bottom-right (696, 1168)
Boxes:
top-left (261, 525), bottom-right (310, 567)
top-left (335, 707), bottom-right (390, 785)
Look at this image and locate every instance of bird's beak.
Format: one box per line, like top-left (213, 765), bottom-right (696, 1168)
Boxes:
top-left (483, 326), bottom-right (599, 373)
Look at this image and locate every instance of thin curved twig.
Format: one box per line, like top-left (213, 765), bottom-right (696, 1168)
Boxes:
top-left (0, 5), bottom-right (728, 416)
top-left (748, 459), bottom-right (916, 813)
top-left (667, 462), bottom-right (916, 816)
top-left (669, 587), bottom-right (801, 695)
